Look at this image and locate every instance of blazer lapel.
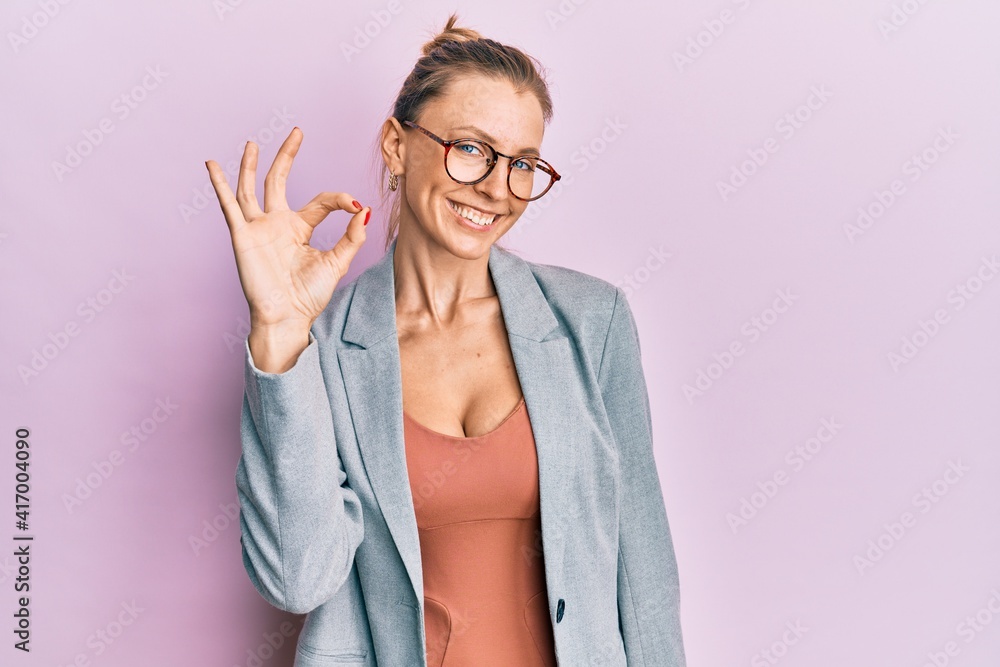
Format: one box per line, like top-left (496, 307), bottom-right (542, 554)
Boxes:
top-left (338, 237), bottom-right (576, 607)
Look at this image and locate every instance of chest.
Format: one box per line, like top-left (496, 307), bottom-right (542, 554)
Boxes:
top-left (397, 305), bottom-right (524, 439)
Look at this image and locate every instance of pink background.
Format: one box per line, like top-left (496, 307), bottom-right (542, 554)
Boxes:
top-left (2, 1), bottom-right (999, 665)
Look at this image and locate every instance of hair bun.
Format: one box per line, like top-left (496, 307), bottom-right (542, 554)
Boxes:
top-left (420, 12), bottom-right (482, 56)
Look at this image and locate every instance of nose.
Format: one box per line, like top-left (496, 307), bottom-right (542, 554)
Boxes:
top-left (473, 156), bottom-right (510, 202)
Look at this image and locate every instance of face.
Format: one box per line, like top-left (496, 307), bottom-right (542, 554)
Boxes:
top-left (382, 74), bottom-right (546, 260)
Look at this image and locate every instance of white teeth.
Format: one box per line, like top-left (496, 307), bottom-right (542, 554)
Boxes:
top-left (449, 200), bottom-right (497, 226)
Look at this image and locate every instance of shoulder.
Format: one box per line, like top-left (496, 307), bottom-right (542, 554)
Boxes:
top-left (506, 250), bottom-right (648, 376)
top-left (522, 255), bottom-right (619, 306)
top-left (503, 246), bottom-right (624, 345)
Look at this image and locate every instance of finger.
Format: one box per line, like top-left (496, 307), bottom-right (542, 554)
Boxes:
top-left (236, 141), bottom-right (265, 220)
top-left (263, 126), bottom-right (303, 213)
top-left (205, 160), bottom-right (247, 234)
top-left (321, 206), bottom-right (369, 279)
top-left (297, 192), bottom-right (364, 228)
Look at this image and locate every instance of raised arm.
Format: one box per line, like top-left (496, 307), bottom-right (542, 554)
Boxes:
top-left (236, 329), bottom-right (365, 613)
top-left (205, 127), bottom-right (371, 613)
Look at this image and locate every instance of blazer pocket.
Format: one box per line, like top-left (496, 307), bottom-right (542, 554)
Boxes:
top-left (423, 595), bottom-right (452, 667)
top-left (523, 590), bottom-right (557, 667)
top-left (295, 640), bottom-right (368, 664)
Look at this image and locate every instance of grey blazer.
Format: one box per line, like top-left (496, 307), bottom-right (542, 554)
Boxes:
top-left (236, 236), bottom-right (686, 666)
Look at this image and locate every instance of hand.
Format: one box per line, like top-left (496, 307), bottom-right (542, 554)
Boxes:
top-left (206, 126), bottom-right (370, 332)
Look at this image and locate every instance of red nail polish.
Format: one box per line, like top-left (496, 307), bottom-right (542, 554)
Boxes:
top-left (364, 209), bottom-right (371, 226)
top-left (352, 200), bottom-right (362, 210)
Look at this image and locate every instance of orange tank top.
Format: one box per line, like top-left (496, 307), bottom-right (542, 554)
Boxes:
top-left (403, 396), bottom-right (557, 667)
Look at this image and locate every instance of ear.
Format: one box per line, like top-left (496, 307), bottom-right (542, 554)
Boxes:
top-left (380, 117), bottom-right (406, 175)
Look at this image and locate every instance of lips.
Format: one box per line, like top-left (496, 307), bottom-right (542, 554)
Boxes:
top-left (447, 199), bottom-right (499, 226)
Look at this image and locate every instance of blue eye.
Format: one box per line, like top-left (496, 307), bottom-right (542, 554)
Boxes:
top-left (512, 158), bottom-right (536, 171)
top-left (457, 143), bottom-right (483, 156)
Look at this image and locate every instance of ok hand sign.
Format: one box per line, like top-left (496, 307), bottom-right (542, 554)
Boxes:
top-left (206, 126), bottom-right (370, 334)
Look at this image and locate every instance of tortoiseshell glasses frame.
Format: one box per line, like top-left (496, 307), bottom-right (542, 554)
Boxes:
top-left (399, 119), bottom-right (561, 202)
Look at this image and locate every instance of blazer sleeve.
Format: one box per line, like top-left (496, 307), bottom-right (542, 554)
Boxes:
top-left (235, 330), bottom-right (365, 614)
top-left (597, 287), bottom-right (686, 667)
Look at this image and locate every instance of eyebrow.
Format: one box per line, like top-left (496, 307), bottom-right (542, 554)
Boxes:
top-left (450, 125), bottom-right (540, 156)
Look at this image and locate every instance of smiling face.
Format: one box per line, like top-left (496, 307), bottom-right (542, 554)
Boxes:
top-left (384, 73), bottom-right (546, 260)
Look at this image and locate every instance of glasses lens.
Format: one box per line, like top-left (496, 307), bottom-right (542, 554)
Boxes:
top-left (446, 140), bottom-right (492, 183)
top-left (509, 157), bottom-right (555, 201)
top-left (445, 140), bottom-right (556, 200)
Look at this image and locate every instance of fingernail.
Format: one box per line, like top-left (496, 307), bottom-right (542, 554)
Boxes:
top-left (364, 209), bottom-right (371, 226)
top-left (352, 200), bottom-right (362, 210)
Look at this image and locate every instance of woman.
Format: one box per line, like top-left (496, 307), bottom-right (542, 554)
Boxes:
top-left (206, 14), bottom-right (686, 667)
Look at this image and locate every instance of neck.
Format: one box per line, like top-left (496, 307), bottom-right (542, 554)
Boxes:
top-left (392, 218), bottom-right (496, 328)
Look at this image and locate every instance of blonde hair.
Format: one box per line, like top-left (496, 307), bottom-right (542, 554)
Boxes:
top-left (371, 13), bottom-right (554, 252)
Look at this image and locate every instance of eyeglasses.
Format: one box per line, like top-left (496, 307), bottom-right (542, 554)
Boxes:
top-left (400, 119), bottom-right (561, 201)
